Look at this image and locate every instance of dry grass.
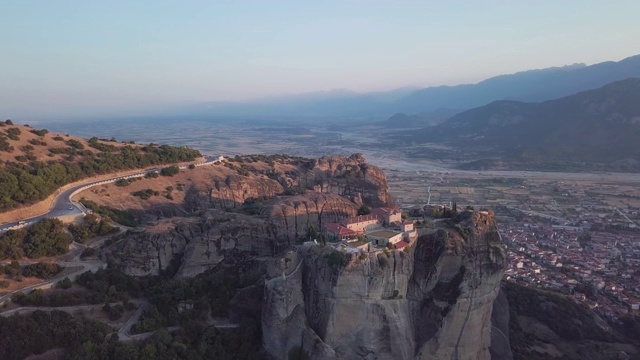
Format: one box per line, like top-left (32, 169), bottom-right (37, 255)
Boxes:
top-left (73, 162), bottom-right (246, 211)
top-left (0, 124), bottom-right (135, 166)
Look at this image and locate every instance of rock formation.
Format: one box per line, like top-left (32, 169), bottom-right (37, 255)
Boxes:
top-left (262, 210), bottom-right (508, 360)
top-left (101, 154), bottom-right (391, 278)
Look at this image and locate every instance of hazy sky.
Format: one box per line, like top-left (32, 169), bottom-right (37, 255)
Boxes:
top-left (1, 0), bottom-right (639, 119)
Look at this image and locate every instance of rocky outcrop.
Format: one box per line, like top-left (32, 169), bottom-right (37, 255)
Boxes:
top-left (182, 154), bottom-right (392, 213)
top-left (103, 212), bottom-right (278, 278)
top-left (103, 154), bottom-right (393, 278)
top-left (306, 153), bottom-right (392, 207)
top-left (262, 210), bottom-right (508, 360)
top-left (261, 193), bottom-right (359, 243)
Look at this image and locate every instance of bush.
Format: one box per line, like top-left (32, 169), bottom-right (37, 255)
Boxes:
top-left (6, 127), bottom-right (21, 140)
top-left (57, 277), bottom-right (72, 289)
top-left (30, 128), bottom-right (49, 136)
top-left (114, 178), bottom-right (132, 187)
top-left (65, 139), bottom-right (85, 149)
top-left (132, 188), bottom-right (159, 200)
top-left (0, 280), bottom-right (9, 288)
top-left (80, 247), bottom-right (97, 259)
top-left (160, 165), bottom-right (180, 177)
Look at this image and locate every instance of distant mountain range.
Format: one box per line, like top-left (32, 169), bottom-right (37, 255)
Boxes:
top-left (177, 54), bottom-right (640, 123)
top-left (392, 55), bottom-right (640, 114)
top-left (407, 78), bottom-right (640, 171)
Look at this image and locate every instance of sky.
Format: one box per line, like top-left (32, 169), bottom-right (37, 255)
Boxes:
top-left (1, 0), bottom-right (639, 119)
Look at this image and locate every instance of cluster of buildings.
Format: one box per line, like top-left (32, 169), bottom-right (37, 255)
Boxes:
top-left (501, 221), bottom-right (640, 320)
top-left (323, 207), bottom-right (417, 251)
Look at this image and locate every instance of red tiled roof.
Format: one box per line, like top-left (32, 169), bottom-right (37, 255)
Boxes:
top-left (394, 241), bottom-right (409, 249)
top-left (324, 223), bottom-right (358, 236)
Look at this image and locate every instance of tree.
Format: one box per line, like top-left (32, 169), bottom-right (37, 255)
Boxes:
top-left (357, 205), bottom-right (370, 216)
top-left (160, 165), bottom-right (180, 177)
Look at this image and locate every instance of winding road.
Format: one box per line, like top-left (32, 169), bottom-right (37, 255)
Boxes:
top-left (0, 156), bottom-right (224, 307)
top-left (0, 155), bottom-right (223, 232)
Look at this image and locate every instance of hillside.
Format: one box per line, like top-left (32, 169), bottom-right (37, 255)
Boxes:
top-left (377, 109), bottom-right (457, 128)
top-left (0, 120), bottom-right (201, 212)
top-left (404, 78), bottom-right (640, 171)
top-left (504, 282), bottom-right (639, 360)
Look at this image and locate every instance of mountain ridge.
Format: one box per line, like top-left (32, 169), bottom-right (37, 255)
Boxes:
top-left (406, 77), bottom-right (640, 171)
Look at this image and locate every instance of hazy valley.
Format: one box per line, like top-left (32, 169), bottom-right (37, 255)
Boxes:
top-left (3, 52), bottom-right (640, 360)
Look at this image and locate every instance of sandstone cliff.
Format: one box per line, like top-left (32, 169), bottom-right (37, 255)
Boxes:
top-left (262, 210), bottom-right (508, 360)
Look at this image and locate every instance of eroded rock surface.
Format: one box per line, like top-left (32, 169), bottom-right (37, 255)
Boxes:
top-left (262, 210), bottom-right (509, 360)
top-left (101, 154), bottom-right (391, 278)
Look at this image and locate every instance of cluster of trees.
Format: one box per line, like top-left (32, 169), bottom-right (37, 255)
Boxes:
top-left (21, 262), bottom-right (63, 279)
top-left (66, 320), bottom-right (262, 360)
top-left (12, 267), bottom-right (145, 307)
top-left (80, 199), bottom-right (138, 227)
top-left (5, 263), bottom-right (264, 359)
top-left (0, 140), bottom-right (200, 211)
top-left (0, 260), bottom-right (22, 279)
top-left (0, 218), bottom-right (72, 260)
top-left (67, 213), bottom-right (119, 243)
top-left (0, 310), bottom-right (112, 360)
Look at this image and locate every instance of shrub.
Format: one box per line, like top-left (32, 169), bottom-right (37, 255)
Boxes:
top-left (132, 188), bottom-right (159, 200)
top-left (57, 277), bottom-right (72, 289)
top-left (160, 165), bottom-right (180, 177)
top-left (6, 127), bottom-right (21, 140)
top-left (30, 128), bottom-right (49, 136)
top-left (0, 280), bottom-right (9, 289)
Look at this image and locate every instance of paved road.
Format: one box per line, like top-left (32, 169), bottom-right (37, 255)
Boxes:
top-left (117, 300), bottom-right (149, 341)
top-left (0, 156), bottom-right (224, 233)
top-left (0, 156), bottom-right (225, 306)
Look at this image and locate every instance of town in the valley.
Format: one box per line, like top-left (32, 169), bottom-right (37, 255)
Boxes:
top-left (381, 168), bottom-right (640, 323)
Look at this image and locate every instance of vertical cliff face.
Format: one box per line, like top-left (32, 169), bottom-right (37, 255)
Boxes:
top-left (262, 210), bottom-right (508, 360)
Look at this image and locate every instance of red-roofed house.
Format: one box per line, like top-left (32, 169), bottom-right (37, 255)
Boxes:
top-left (325, 223), bottom-right (359, 241)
